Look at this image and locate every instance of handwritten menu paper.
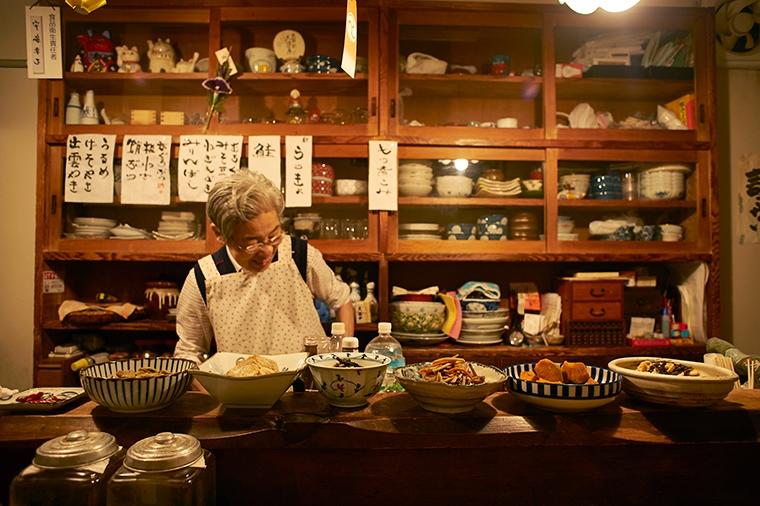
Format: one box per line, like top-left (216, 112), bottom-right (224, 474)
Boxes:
top-left (64, 134), bottom-right (115, 203)
top-left (120, 135), bottom-right (172, 205)
top-left (341, 0), bottom-right (358, 78)
top-left (285, 136), bottom-right (312, 208)
top-left (25, 6), bottom-right (62, 79)
top-left (369, 140), bottom-right (398, 211)
top-left (248, 136), bottom-right (282, 189)
top-left (178, 135), bottom-right (243, 202)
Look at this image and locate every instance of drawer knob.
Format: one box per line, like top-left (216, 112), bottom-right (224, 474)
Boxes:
top-left (590, 288), bottom-right (607, 297)
top-left (589, 307), bottom-right (607, 318)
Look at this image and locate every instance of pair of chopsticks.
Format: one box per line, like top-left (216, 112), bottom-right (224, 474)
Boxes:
top-left (704, 353), bottom-right (741, 390)
top-left (748, 359), bottom-right (759, 390)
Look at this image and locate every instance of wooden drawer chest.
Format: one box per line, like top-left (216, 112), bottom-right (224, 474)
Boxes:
top-left (557, 278), bottom-right (628, 346)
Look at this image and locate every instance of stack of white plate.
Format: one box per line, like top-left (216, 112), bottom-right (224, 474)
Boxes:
top-left (109, 224), bottom-right (150, 240)
top-left (660, 223), bottom-right (684, 242)
top-left (475, 177), bottom-right (522, 197)
top-left (66, 217), bottom-right (117, 239)
top-left (393, 331), bottom-right (448, 346)
top-left (398, 222), bottom-right (441, 240)
top-left (458, 307), bottom-right (509, 345)
top-left (153, 211), bottom-right (196, 240)
top-left (399, 161), bottom-right (434, 196)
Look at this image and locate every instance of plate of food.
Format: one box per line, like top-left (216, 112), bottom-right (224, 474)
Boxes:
top-left (607, 357), bottom-right (739, 407)
top-left (0, 387), bottom-right (86, 412)
top-left (505, 359), bottom-right (621, 412)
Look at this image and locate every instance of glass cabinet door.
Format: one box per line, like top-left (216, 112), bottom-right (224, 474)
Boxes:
top-left (389, 7), bottom-right (544, 145)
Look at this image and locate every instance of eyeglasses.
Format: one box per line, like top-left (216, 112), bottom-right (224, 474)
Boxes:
top-left (229, 229), bottom-right (284, 254)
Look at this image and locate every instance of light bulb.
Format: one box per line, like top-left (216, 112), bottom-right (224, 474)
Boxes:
top-left (454, 159), bottom-right (469, 171)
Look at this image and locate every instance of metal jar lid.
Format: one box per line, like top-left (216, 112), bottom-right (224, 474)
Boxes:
top-left (125, 432), bottom-right (202, 472)
top-left (33, 430), bottom-right (119, 469)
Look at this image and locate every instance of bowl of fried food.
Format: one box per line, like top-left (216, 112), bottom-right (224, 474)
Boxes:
top-left (306, 352), bottom-right (391, 408)
top-left (79, 357), bottom-right (195, 413)
top-left (191, 352), bottom-right (308, 409)
top-left (394, 355), bottom-right (506, 413)
top-left (504, 358), bottom-right (621, 412)
top-left (608, 357), bottom-right (739, 407)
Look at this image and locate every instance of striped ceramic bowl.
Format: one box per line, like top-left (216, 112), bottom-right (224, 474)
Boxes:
top-left (80, 358), bottom-right (194, 413)
top-left (505, 362), bottom-right (621, 412)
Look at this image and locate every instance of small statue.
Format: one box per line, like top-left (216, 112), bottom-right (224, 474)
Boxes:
top-left (171, 51), bottom-right (200, 73)
top-left (286, 89), bottom-right (306, 124)
top-left (115, 45), bottom-right (141, 73)
top-left (76, 30), bottom-right (117, 72)
top-left (146, 38), bottom-right (176, 73)
top-left (70, 55), bottom-right (84, 72)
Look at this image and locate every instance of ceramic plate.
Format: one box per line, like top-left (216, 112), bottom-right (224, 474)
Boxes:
top-left (455, 338), bottom-right (503, 345)
top-left (0, 387), bottom-right (86, 412)
top-left (273, 29), bottom-right (305, 60)
top-left (73, 217), bottom-right (117, 227)
top-left (399, 223), bottom-right (440, 231)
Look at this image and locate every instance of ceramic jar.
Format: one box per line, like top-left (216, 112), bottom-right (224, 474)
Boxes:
top-left (509, 211), bottom-right (539, 240)
top-left (144, 281), bottom-right (180, 320)
top-left (80, 90), bottom-right (99, 125)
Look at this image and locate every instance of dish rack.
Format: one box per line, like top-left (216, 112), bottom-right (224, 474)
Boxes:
top-left (566, 320), bottom-right (626, 346)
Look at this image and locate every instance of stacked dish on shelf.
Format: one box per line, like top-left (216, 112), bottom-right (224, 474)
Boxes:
top-left (558, 173), bottom-right (590, 199)
top-left (390, 296), bottom-right (448, 346)
top-left (399, 161), bottom-right (434, 196)
top-left (152, 212), bottom-right (196, 240)
top-left (474, 177), bottom-right (522, 197)
top-left (639, 164), bottom-right (689, 200)
top-left (110, 224), bottom-right (150, 240)
top-left (398, 222), bottom-right (441, 240)
top-left (66, 217), bottom-right (117, 239)
top-left (458, 307), bottom-right (509, 345)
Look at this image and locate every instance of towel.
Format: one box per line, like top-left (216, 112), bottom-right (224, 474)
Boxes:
top-left (457, 281), bottom-right (501, 301)
top-left (391, 285), bottom-right (440, 297)
top-left (439, 291), bottom-right (462, 340)
top-left (58, 300), bottom-right (139, 321)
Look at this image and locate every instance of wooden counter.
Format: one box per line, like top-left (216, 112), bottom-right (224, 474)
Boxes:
top-left (1, 387), bottom-right (756, 505)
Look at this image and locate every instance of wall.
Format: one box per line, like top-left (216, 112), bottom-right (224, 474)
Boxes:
top-left (0, 0), bottom-right (36, 389)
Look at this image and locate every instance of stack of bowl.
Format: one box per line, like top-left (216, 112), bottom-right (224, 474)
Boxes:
top-left (660, 224), bottom-right (684, 241)
top-left (459, 307), bottom-right (509, 345)
top-left (475, 177), bottom-right (521, 197)
top-left (509, 211), bottom-right (540, 240)
top-left (334, 179), bottom-right (368, 196)
top-left (477, 214), bottom-right (508, 240)
top-left (390, 300), bottom-right (446, 337)
top-left (436, 175), bottom-right (473, 197)
top-left (640, 164), bottom-right (689, 200)
top-left (398, 222), bottom-right (441, 240)
top-left (446, 223), bottom-right (477, 240)
top-left (312, 162), bottom-right (335, 196)
top-left (557, 215), bottom-right (578, 241)
top-left (558, 173), bottom-right (590, 199)
top-left (399, 161), bottom-right (434, 196)
top-left (589, 173), bottom-right (623, 200)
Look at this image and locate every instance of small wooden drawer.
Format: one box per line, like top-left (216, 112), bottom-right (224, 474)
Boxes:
top-left (570, 302), bottom-right (623, 321)
top-left (624, 287), bottom-right (661, 316)
top-left (570, 281), bottom-right (624, 301)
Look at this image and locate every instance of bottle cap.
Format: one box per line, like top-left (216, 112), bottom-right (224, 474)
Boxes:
top-left (378, 322), bottom-right (392, 334)
top-left (342, 336), bottom-right (359, 350)
top-left (331, 322), bottom-right (346, 335)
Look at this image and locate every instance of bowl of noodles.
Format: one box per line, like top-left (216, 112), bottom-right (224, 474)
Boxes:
top-left (79, 357), bottom-right (194, 413)
top-left (190, 352), bottom-right (308, 409)
top-left (394, 356), bottom-right (506, 413)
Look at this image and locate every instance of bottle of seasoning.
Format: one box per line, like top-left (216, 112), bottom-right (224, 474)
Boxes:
top-left (11, 430), bottom-right (125, 506)
top-left (300, 335), bottom-right (320, 391)
top-left (107, 432), bottom-right (215, 506)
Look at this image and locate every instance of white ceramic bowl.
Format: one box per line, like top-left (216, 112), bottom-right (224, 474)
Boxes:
top-left (334, 179), bottom-right (368, 196)
top-left (435, 175), bottom-right (473, 197)
top-left (505, 362), bottom-right (621, 412)
top-left (190, 352), bottom-right (308, 409)
top-left (557, 220), bottom-right (575, 233)
top-left (399, 182), bottom-right (433, 197)
top-left (394, 362), bottom-right (506, 413)
top-left (80, 358), bottom-right (194, 413)
top-left (390, 301), bottom-right (446, 333)
top-left (306, 352), bottom-right (390, 407)
top-left (607, 357), bottom-right (738, 407)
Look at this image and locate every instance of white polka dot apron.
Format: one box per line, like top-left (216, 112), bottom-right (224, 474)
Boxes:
top-left (205, 236), bottom-right (326, 355)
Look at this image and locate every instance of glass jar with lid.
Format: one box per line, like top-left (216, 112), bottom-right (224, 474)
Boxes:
top-left (107, 432), bottom-right (215, 506)
top-left (10, 429), bottom-right (125, 506)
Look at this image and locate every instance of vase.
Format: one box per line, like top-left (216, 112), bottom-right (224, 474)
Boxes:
top-left (65, 92), bottom-right (82, 125)
top-left (80, 90), bottom-right (99, 125)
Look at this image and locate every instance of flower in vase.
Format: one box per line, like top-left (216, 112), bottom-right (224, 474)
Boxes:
top-left (200, 50), bottom-right (240, 133)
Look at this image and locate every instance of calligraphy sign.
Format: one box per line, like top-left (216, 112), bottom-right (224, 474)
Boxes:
top-left (178, 135), bottom-right (243, 202)
top-left (248, 136), bottom-right (282, 189)
top-left (120, 135), bottom-right (172, 205)
top-left (341, 0), bottom-right (358, 78)
top-left (369, 140), bottom-right (398, 211)
top-left (285, 136), bottom-right (312, 208)
top-left (738, 153), bottom-right (760, 244)
top-left (25, 6), bottom-right (62, 79)
top-left (64, 134), bottom-right (115, 203)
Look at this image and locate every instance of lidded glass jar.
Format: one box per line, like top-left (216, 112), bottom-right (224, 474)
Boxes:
top-left (10, 430), bottom-right (124, 506)
top-left (107, 432), bottom-right (215, 506)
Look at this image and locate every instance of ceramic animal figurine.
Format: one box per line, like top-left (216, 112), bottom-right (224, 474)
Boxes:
top-left (70, 55), bottom-right (84, 72)
top-left (76, 30), bottom-right (117, 72)
top-left (115, 45), bottom-right (142, 73)
top-left (146, 38), bottom-right (176, 73)
top-left (171, 51), bottom-right (199, 73)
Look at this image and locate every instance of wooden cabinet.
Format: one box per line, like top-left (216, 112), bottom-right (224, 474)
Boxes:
top-left (34, 1), bottom-right (717, 386)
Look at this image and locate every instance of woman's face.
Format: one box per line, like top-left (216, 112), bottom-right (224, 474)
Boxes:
top-left (224, 210), bottom-right (283, 274)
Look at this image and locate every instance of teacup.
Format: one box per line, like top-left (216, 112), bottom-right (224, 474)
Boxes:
top-left (245, 47), bottom-right (276, 73)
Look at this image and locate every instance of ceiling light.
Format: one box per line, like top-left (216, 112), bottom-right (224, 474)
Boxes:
top-left (559, 0), bottom-right (640, 15)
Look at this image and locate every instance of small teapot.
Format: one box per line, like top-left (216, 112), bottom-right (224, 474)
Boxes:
top-left (171, 51), bottom-right (199, 73)
top-left (146, 38), bottom-right (176, 73)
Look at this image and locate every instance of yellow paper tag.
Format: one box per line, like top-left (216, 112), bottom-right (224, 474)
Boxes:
top-left (341, 0), bottom-right (358, 78)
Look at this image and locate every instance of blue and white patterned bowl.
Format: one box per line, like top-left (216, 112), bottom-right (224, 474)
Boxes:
top-left (505, 362), bottom-right (621, 412)
top-left (307, 352), bottom-right (390, 408)
top-left (80, 358), bottom-right (194, 413)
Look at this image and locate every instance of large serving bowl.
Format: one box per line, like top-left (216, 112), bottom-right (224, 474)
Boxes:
top-left (190, 352), bottom-right (307, 409)
top-left (306, 352), bottom-right (390, 408)
top-left (80, 358), bottom-right (194, 413)
top-left (390, 301), bottom-right (446, 333)
top-left (505, 362), bottom-right (621, 413)
top-left (394, 362), bottom-right (506, 413)
top-left (607, 357), bottom-right (738, 407)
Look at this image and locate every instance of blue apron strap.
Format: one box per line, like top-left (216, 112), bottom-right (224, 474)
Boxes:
top-left (290, 235), bottom-right (308, 282)
top-left (193, 246), bottom-right (235, 305)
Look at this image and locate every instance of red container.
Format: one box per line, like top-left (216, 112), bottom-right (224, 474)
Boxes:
top-left (312, 178), bottom-right (333, 196)
top-left (312, 162), bottom-right (334, 180)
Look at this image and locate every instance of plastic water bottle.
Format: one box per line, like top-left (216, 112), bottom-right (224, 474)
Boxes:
top-left (329, 322), bottom-right (345, 352)
top-left (365, 322), bottom-right (405, 391)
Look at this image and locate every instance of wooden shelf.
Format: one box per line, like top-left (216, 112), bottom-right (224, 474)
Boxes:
top-left (232, 73), bottom-right (369, 96)
top-left (558, 200), bottom-right (697, 211)
top-left (43, 319), bottom-right (178, 332)
top-left (387, 251), bottom-right (711, 262)
top-left (556, 77), bottom-right (694, 102)
top-left (64, 72), bottom-right (208, 96)
top-left (400, 75), bottom-right (542, 99)
top-left (399, 197), bottom-right (544, 207)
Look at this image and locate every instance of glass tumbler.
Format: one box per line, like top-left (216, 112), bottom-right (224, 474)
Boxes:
top-left (341, 218), bottom-right (359, 240)
top-left (623, 172), bottom-right (639, 200)
top-left (321, 218), bottom-right (341, 240)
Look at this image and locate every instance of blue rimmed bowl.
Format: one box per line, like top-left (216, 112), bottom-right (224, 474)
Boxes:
top-left (306, 352), bottom-right (390, 408)
top-left (505, 362), bottom-right (621, 412)
top-left (80, 358), bottom-right (194, 413)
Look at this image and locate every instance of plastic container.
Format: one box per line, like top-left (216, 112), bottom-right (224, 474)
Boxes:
top-left (341, 336), bottom-right (360, 353)
top-left (107, 432), bottom-right (215, 506)
top-left (11, 430), bottom-right (125, 506)
top-left (329, 322), bottom-right (345, 352)
top-left (365, 322), bottom-right (405, 390)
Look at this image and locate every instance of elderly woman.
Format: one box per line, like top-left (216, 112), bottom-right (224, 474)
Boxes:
top-left (174, 171), bottom-right (353, 364)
